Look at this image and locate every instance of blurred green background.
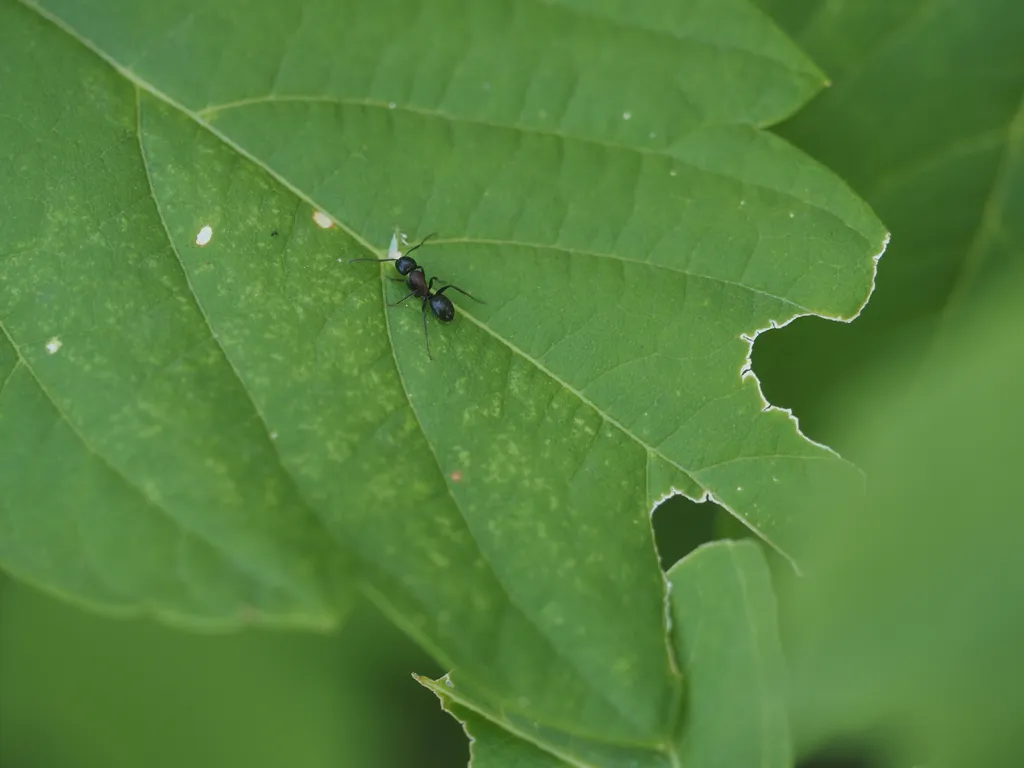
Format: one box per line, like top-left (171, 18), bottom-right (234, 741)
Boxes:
top-left (0, 581), bottom-right (467, 767)
top-left (4, 1), bottom-right (1023, 766)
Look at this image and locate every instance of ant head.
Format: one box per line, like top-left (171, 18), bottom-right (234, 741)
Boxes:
top-left (394, 255), bottom-right (418, 275)
top-left (429, 294), bottom-right (455, 322)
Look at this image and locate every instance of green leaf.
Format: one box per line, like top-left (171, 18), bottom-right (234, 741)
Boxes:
top-left (668, 541), bottom-right (790, 767)
top-left (783, 279), bottom-right (1024, 768)
top-left (423, 540), bottom-right (790, 767)
top-left (752, 0), bottom-right (1024, 441)
top-left (440, 702), bottom-right (579, 767)
top-left (0, 0), bottom-right (883, 750)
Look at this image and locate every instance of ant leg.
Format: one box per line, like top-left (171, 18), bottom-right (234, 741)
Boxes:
top-left (387, 277), bottom-right (406, 283)
top-left (435, 284), bottom-right (486, 304)
top-left (421, 298), bottom-right (433, 360)
top-left (348, 257), bottom-right (397, 264)
top-left (388, 291), bottom-right (418, 306)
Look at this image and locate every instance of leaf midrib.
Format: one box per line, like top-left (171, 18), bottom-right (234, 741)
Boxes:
top-left (451, 304), bottom-right (799, 563)
top-left (374, 245), bottom-right (679, 741)
top-left (432, 237), bottom-right (815, 313)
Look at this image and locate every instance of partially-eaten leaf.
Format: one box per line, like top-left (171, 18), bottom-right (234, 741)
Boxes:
top-left (0, 0), bottom-right (884, 753)
top-left (423, 540), bottom-right (790, 766)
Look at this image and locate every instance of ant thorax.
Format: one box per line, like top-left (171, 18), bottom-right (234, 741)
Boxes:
top-left (407, 269), bottom-right (429, 295)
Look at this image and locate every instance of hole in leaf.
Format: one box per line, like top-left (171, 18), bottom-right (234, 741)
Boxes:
top-left (750, 316), bottom-right (854, 453)
top-left (652, 495), bottom-right (750, 569)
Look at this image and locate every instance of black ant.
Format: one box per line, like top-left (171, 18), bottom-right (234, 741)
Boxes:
top-left (349, 233), bottom-right (483, 359)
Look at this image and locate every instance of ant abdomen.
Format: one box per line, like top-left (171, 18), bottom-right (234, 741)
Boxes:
top-left (430, 294), bottom-right (456, 322)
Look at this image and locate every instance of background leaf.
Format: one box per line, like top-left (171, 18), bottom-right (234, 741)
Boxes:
top-left (0, 579), bottom-right (463, 768)
top-left (752, 0), bottom-right (1024, 446)
top-left (782, 277), bottom-right (1024, 768)
top-left (667, 541), bottom-right (790, 768)
top-left (1, 0), bottom-right (884, 756)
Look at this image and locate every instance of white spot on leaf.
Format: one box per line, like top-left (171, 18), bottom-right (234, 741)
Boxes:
top-left (195, 225), bottom-right (213, 246)
top-left (622, 111), bottom-right (632, 120)
top-left (45, 337), bottom-right (62, 354)
top-left (313, 210), bottom-right (333, 229)
top-left (388, 101), bottom-right (396, 109)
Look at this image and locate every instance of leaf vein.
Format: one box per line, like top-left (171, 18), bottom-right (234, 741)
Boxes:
top-left (430, 236), bottom-right (815, 313)
top-left (0, 320), bottom-right (259, 590)
top-left (131, 88), bottom-right (339, 591)
top-left (197, 94), bottom-right (866, 239)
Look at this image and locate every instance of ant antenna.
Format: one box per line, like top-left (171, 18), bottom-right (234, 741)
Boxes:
top-left (402, 232), bottom-right (437, 257)
top-left (347, 232), bottom-right (436, 265)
